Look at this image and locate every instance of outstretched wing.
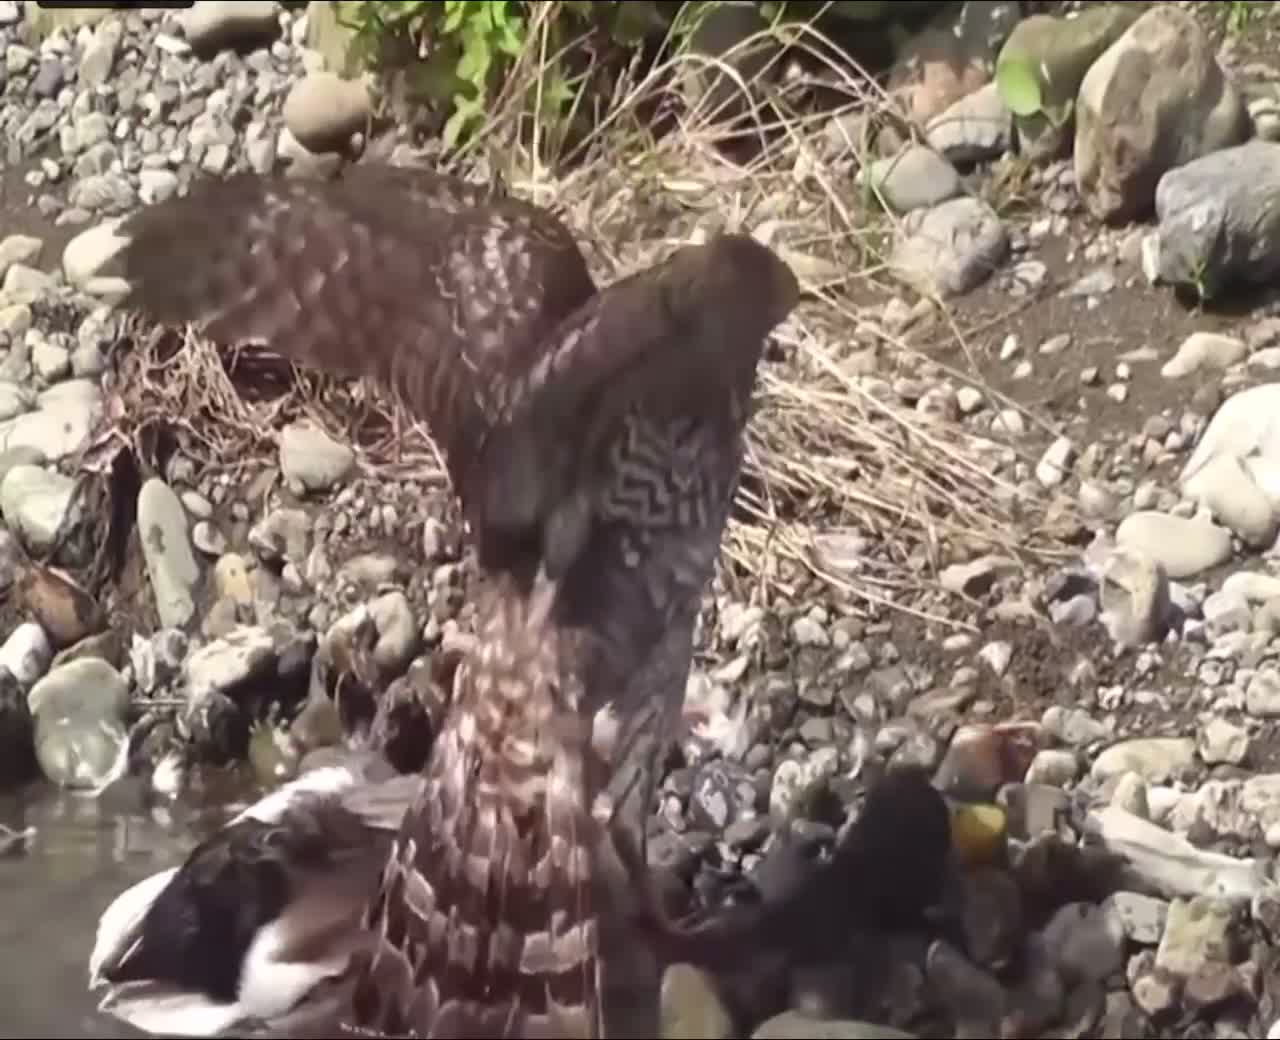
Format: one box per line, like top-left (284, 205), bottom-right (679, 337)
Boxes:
top-left (112, 170), bottom-right (798, 586)
top-left (110, 163), bottom-right (597, 507)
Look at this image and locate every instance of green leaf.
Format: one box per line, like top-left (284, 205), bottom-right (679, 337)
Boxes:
top-left (995, 56), bottom-right (1042, 118)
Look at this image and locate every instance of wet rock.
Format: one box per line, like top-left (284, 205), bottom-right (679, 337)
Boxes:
top-left (0, 623), bottom-right (50, 690)
top-left (0, 669), bottom-right (37, 790)
top-left (26, 658), bottom-right (128, 790)
top-left (184, 625), bottom-right (277, 702)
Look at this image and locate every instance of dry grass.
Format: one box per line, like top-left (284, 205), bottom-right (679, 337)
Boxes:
top-left (103, 6), bottom-right (1073, 629)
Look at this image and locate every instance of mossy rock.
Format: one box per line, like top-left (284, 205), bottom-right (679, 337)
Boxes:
top-left (995, 4), bottom-right (1141, 161)
top-left (306, 0), bottom-right (365, 78)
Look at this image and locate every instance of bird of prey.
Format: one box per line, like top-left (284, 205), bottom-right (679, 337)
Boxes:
top-left (94, 162), bottom-right (799, 1037)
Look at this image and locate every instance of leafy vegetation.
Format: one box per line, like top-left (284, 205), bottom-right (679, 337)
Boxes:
top-left (333, 0), bottom-right (673, 148)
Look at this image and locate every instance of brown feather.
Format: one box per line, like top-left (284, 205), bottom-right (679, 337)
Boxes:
top-left (110, 166), bottom-right (801, 1036)
top-left (347, 575), bottom-right (603, 1038)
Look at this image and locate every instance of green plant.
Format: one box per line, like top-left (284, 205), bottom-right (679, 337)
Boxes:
top-left (334, 0), bottom-right (666, 149)
top-left (1225, 1), bottom-right (1258, 36)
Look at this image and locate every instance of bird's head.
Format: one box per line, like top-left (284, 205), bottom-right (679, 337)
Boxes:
top-left (663, 232), bottom-right (800, 336)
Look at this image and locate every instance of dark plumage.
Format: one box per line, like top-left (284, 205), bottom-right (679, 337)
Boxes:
top-left (101, 162), bottom-right (799, 1037)
top-left (632, 766), bottom-right (955, 968)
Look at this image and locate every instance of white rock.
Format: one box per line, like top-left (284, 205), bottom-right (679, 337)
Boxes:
top-left (1162, 331), bottom-right (1247, 378)
top-left (1183, 452), bottom-right (1277, 548)
top-left (1115, 511), bottom-right (1232, 579)
top-left (137, 478), bottom-right (201, 630)
top-left (62, 218), bottom-right (129, 296)
top-left (0, 234), bottom-right (43, 281)
top-left (0, 623), bottom-right (51, 689)
top-left (1036, 436), bottom-right (1076, 487)
top-left (1182, 383), bottom-right (1280, 501)
top-left (0, 464), bottom-right (80, 553)
top-left (1087, 806), bottom-right (1266, 901)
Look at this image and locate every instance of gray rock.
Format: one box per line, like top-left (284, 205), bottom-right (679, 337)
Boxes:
top-left (1076, 6), bottom-right (1249, 223)
top-left (279, 420), bottom-right (355, 492)
top-left (1104, 891), bottom-right (1168, 945)
top-left (184, 625), bottom-right (277, 702)
top-left (1247, 669), bottom-right (1280, 718)
top-left (367, 591), bottom-right (419, 675)
top-left (924, 82), bottom-right (1011, 164)
top-left (138, 168), bottom-right (179, 205)
top-left (889, 196), bottom-right (1008, 297)
top-left (1198, 718), bottom-right (1250, 767)
top-left (1091, 737), bottom-right (1196, 786)
top-left (1114, 511), bottom-right (1232, 580)
top-left (1155, 141), bottom-right (1280, 300)
top-left (0, 381), bottom-right (33, 422)
top-left (866, 145), bottom-right (961, 213)
top-left (997, 7), bottom-right (1140, 162)
top-left (1183, 453), bottom-right (1277, 549)
top-left (33, 714), bottom-right (126, 790)
top-left (181, 0), bottom-right (280, 54)
top-left (27, 657), bottom-right (129, 791)
top-left (0, 464), bottom-right (80, 553)
top-left (1041, 901), bottom-right (1127, 985)
top-left (0, 623), bottom-right (51, 689)
top-left (1163, 332), bottom-right (1247, 379)
top-left (30, 337), bottom-right (69, 383)
top-left (1155, 897), bottom-right (1240, 976)
top-left (78, 20), bottom-right (121, 88)
top-left (61, 218), bottom-right (129, 296)
top-left (282, 71), bottom-right (370, 153)
top-left (1098, 547), bottom-right (1171, 648)
top-left (0, 234), bottom-right (42, 281)
top-left (137, 477), bottom-right (201, 629)
top-left (28, 657), bottom-right (129, 723)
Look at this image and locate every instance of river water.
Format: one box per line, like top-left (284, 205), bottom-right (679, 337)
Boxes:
top-left (0, 782), bottom-right (205, 1039)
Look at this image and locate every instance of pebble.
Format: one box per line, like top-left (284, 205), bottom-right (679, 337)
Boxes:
top-left (137, 478), bottom-right (201, 630)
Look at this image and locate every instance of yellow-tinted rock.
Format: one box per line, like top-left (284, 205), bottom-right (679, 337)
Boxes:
top-left (950, 801), bottom-right (1008, 867)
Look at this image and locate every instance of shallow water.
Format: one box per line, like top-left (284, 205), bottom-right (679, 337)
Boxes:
top-left (0, 783), bottom-right (200, 1040)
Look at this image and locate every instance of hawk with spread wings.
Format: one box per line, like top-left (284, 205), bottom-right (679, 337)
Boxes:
top-left (95, 162), bottom-right (798, 1037)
